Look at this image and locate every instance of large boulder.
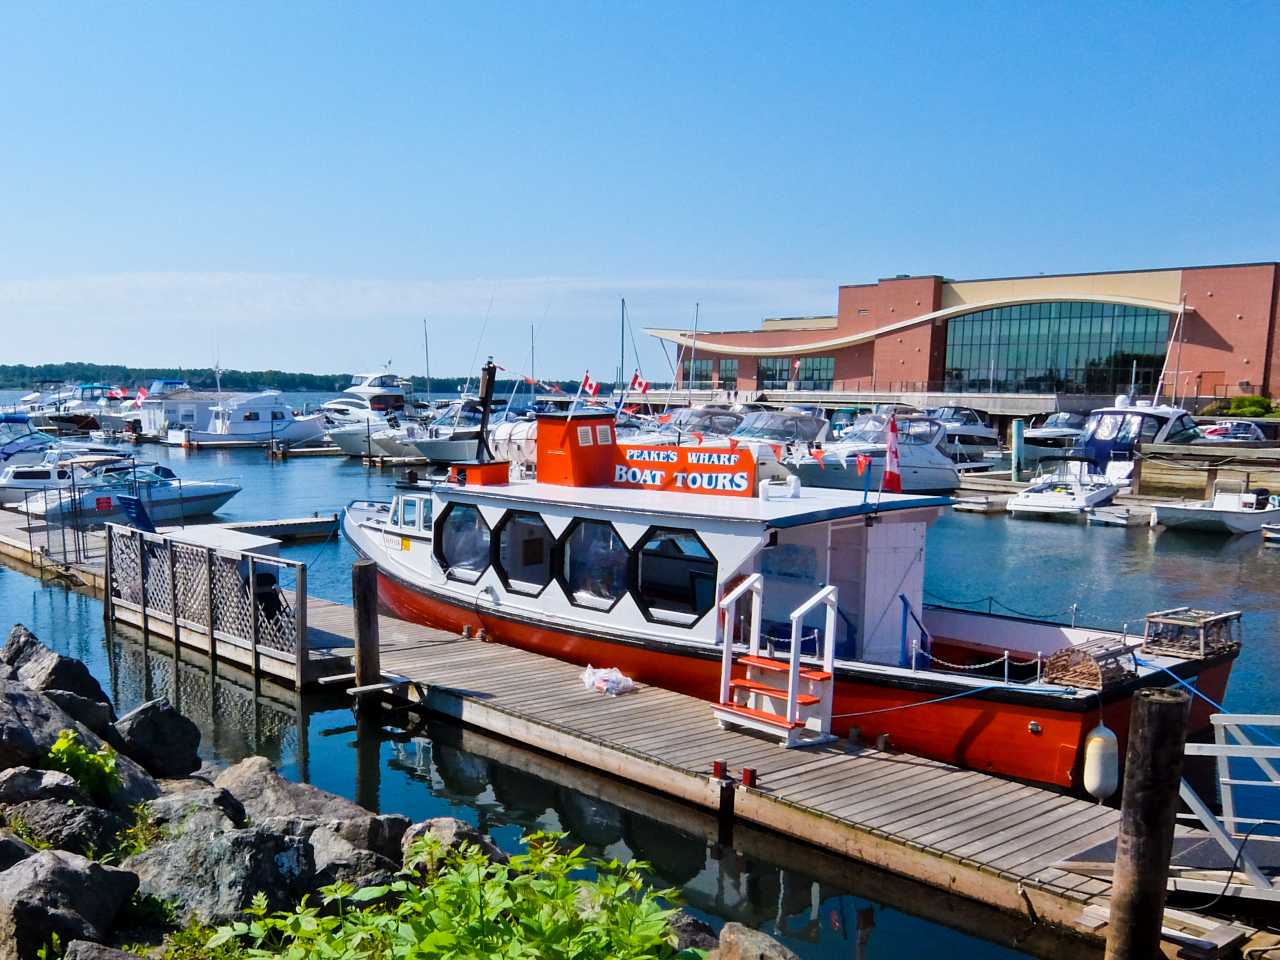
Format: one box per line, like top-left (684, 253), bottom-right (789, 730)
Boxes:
top-left (4, 800), bottom-right (127, 859)
top-left (258, 814), bottom-right (410, 889)
top-left (708, 923), bottom-right (799, 960)
top-left (16, 650), bottom-right (110, 708)
top-left (214, 756), bottom-right (367, 821)
top-left (64, 943), bottom-right (143, 960)
top-left (0, 831), bottom-right (35, 871)
top-left (669, 910), bottom-right (718, 952)
top-left (145, 785), bottom-right (246, 836)
top-left (400, 816), bottom-right (507, 868)
top-left (1, 626), bottom-right (44, 670)
top-left (0, 850), bottom-right (138, 960)
top-left (125, 825), bottom-right (315, 925)
top-left (112, 699), bottom-right (200, 779)
top-left (0, 680), bottom-right (157, 810)
top-left (0, 767), bottom-right (87, 806)
top-left (44, 691), bottom-right (118, 745)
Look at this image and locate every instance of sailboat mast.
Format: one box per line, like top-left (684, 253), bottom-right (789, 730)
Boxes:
top-left (618, 297), bottom-right (626, 389)
top-left (688, 301), bottom-right (700, 404)
top-left (530, 323), bottom-right (536, 397)
top-left (423, 318), bottom-right (432, 403)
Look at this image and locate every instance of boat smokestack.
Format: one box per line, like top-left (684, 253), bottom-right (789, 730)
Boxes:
top-left (475, 358), bottom-right (497, 464)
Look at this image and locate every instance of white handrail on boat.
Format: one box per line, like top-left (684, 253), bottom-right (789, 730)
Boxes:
top-left (717, 573), bottom-right (763, 704)
top-left (788, 585), bottom-right (838, 726)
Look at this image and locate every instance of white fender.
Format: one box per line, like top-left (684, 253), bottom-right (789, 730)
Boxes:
top-left (1082, 723), bottom-right (1119, 801)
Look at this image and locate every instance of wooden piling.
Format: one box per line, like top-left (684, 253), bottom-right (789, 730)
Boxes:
top-left (352, 559), bottom-right (381, 689)
top-left (1103, 687), bottom-right (1190, 960)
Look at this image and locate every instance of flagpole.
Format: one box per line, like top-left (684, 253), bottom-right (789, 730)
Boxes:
top-left (566, 373), bottom-right (586, 424)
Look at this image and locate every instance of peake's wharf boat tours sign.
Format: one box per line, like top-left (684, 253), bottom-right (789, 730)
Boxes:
top-left (613, 445), bottom-right (757, 497)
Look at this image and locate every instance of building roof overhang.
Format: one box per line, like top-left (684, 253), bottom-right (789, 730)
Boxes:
top-left (646, 293), bottom-right (1186, 357)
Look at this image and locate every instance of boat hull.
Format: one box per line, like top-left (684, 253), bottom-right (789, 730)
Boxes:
top-left (369, 563), bottom-right (1232, 791)
top-left (1152, 504), bottom-right (1280, 534)
top-left (788, 458), bottom-right (959, 494)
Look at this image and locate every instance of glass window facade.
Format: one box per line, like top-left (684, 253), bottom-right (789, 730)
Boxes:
top-left (685, 358), bottom-right (713, 389)
top-left (757, 357), bottom-right (793, 390)
top-left (717, 358), bottom-right (738, 392)
top-left (795, 356), bottom-right (834, 390)
top-left (944, 301), bottom-right (1170, 395)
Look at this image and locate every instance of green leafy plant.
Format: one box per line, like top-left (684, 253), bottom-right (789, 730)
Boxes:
top-left (35, 932), bottom-right (61, 960)
top-left (208, 831), bottom-right (706, 960)
top-left (1229, 394), bottom-right (1272, 417)
top-left (45, 729), bottom-right (121, 804)
top-left (114, 803), bottom-right (165, 860)
top-left (4, 812), bottom-right (52, 850)
top-left (126, 922), bottom-right (241, 960)
top-left (119, 890), bottom-right (179, 928)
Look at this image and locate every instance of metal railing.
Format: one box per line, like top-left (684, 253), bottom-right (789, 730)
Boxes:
top-left (786, 585), bottom-right (837, 727)
top-left (717, 573), bottom-right (763, 704)
top-left (103, 523), bottom-right (310, 687)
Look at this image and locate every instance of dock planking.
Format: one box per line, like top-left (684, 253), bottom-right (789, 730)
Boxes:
top-left (355, 621), bottom-right (1174, 942)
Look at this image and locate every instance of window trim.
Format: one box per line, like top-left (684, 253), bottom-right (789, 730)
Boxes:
top-left (555, 518), bottom-right (631, 613)
top-left (432, 502), bottom-right (493, 585)
top-left (630, 525), bottom-right (718, 628)
top-left (492, 509), bottom-right (556, 598)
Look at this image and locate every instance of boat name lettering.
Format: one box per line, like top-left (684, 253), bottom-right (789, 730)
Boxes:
top-left (674, 471), bottom-right (750, 492)
top-left (623, 449), bottom-right (679, 463)
top-left (615, 465), bottom-right (668, 485)
top-left (686, 451), bottom-right (741, 466)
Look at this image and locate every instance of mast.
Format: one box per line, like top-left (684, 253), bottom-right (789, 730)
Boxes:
top-left (423, 317), bottom-right (432, 403)
top-left (687, 301), bottom-right (700, 404)
top-left (618, 297), bottom-right (626, 390)
top-left (530, 323), bottom-right (536, 398)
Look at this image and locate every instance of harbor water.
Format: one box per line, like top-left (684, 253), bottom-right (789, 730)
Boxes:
top-left (1, 391), bottom-right (1277, 957)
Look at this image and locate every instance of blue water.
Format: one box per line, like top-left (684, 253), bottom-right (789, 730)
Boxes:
top-left (2, 388), bottom-right (1277, 956)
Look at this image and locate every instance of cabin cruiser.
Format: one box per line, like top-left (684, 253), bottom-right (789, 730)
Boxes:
top-left (1006, 458), bottom-right (1119, 518)
top-left (15, 457), bottom-right (240, 525)
top-left (344, 407), bottom-right (1241, 791)
top-left (1022, 412), bottom-right (1088, 464)
top-left (329, 413), bottom-right (398, 457)
top-left (32, 384), bottom-right (125, 433)
top-left (619, 406), bottom-right (744, 447)
top-left (404, 399), bottom-right (510, 464)
top-left (344, 372), bottom-right (410, 413)
top-left (0, 414), bottom-right (62, 468)
top-left (1077, 399), bottom-right (1201, 485)
top-left (167, 392), bottom-right (326, 447)
top-left (928, 406), bottom-right (1000, 463)
top-left (783, 415), bottom-right (959, 493)
top-left (1196, 420), bottom-right (1266, 443)
top-left (1151, 480), bottom-right (1280, 535)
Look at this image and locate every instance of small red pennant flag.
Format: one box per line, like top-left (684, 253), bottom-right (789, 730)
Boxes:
top-left (622, 405), bottom-right (639, 414)
top-left (690, 431), bottom-right (704, 444)
top-left (657, 413), bottom-right (673, 424)
top-left (523, 375), bottom-right (537, 386)
top-left (727, 437), bottom-right (739, 451)
top-left (812, 447), bottom-right (826, 470)
top-left (855, 453), bottom-right (871, 476)
top-left (769, 443), bottom-right (783, 461)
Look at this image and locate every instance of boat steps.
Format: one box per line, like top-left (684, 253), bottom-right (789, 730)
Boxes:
top-left (729, 677), bottom-right (819, 706)
top-left (739, 654), bottom-right (831, 682)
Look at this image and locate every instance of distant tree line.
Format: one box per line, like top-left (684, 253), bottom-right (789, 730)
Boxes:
top-left (0, 363), bottom-right (668, 396)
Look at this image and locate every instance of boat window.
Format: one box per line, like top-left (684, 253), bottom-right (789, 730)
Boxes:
top-left (1165, 414), bottom-right (1200, 444)
top-left (634, 527), bottom-right (717, 623)
top-left (561, 519), bottom-right (628, 610)
top-left (271, 411), bottom-right (285, 421)
top-left (436, 504), bottom-right (491, 583)
top-left (56, 470), bottom-right (69, 480)
top-left (12, 470), bottom-right (49, 480)
top-left (401, 498), bottom-right (419, 530)
top-left (1089, 413), bottom-right (1123, 441)
top-left (495, 511), bottom-right (554, 594)
top-left (243, 411), bottom-right (260, 422)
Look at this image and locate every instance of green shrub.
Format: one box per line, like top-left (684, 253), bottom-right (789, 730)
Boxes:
top-left (3, 812), bottom-right (52, 850)
top-left (114, 803), bottom-right (165, 860)
top-left (1229, 395), bottom-right (1272, 417)
top-left (208, 831), bottom-right (705, 960)
top-left (46, 729), bottom-right (122, 805)
top-left (1198, 399), bottom-right (1230, 416)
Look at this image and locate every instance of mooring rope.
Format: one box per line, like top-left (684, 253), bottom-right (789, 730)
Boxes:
top-left (1133, 655), bottom-right (1280, 748)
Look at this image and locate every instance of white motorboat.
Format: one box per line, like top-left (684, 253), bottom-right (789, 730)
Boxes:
top-left (0, 414), bottom-right (63, 468)
top-left (1022, 412), bottom-right (1088, 464)
top-left (1076, 399), bottom-right (1202, 485)
top-left (1196, 420), bottom-right (1267, 443)
top-left (167, 392), bottom-right (326, 447)
top-left (16, 457), bottom-right (240, 525)
top-left (618, 406), bottom-right (745, 448)
top-left (784, 415), bottom-right (960, 493)
top-left (405, 400), bottom-right (489, 463)
top-left (929, 406), bottom-right (1000, 463)
top-left (342, 372), bottom-right (410, 413)
top-left (1151, 481), bottom-right (1280, 535)
top-left (1262, 523), bottom-right (1280, 544)
top-left (1007, 459), bottom-right (1119, 518)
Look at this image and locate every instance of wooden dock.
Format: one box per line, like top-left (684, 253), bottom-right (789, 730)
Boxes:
top-left (328, 621), bottom-right (1254, 956)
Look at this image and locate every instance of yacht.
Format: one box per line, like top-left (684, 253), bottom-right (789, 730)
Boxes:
top-left (1076, 399), bottom-right (1202, 485)
top-left (343, 372), bottom-right (410, 413)
top-left (343, 405), bottom-right (1242, 790)
top-left (783, 415), bottom-right (960, 493)
top-left (404, 399), bottom-right (499, 463)
top-left (617, 406), bottom-right (744, 448)
top-left (1151, 480), bottom-right (1280, 535)
top-left (929, 406), bottom-right (1001, 463)
top-left (1006, 459), bottom-right (1119, 518)
top-left (15, 457), bottom-right (240, 525)
top-left (0, 414), bottom-right (62, 468)
top-left (1196, 420), bottom-right (1267, 443)
top-left (167, 392), bottom-right (327, 447)
top-left (35, 384), bottom-right (121, 432)
top-left (1022, 412), bottom-right (1088, 465)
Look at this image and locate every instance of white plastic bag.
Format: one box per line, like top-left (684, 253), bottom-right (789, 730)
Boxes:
top-left (580, 664), bottom-right (635, 696)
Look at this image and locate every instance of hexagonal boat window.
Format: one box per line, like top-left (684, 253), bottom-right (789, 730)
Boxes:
top-left (435, 503), bottom-right (491, 583)
top-left (635, 527), bottom-right (717, 624)
top-left (560, 519), bottom-right (628, 610)
top-left (494, 510), bottom-right (554, 595)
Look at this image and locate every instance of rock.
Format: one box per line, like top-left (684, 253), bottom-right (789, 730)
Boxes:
top-left (0, 850), bottom-right (138, 960)
top-left (125, 825), bottom-right (314, 925)
top-left (0, 767), bottom-right (87, 805)
top-left (214, 756), bottom-right (367, 821)
top-left (0, 680), bottom-right (157, 810)
top-left (17, 654), bottom-right (110, 708)
top-left (400, 817), bottom-right (507, 868)
top-left (145, 785), bottom-right (246, 836)
top-left (0, 831), bottom-right (35, 871)
top-left (64, 943), bottom-right (143, 960)
top-left (5, 800), bottom-right (127, 858)
top-left (1, 625), bottom-right (44, 670)
top-left (708, 923), bottom-right (799, 960)
top-left (669, 910), bottom-right (718, 952)
top-left (44, 691), bottom-right (118, 744)
top-left (112, 699), bottom-right (200, 779)
top-left (251, 813), bottom-right (409, 889)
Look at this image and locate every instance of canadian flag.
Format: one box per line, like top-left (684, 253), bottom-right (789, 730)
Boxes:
top-left (628, 370), bottom-right (650, 395)
top-left (124, 386), bottom-right (148, 410)
top-left (581, 372), bottom-right (600, 397)
top-left (883, 415), bottom-right (903, 493)
top-left (107, 386), bottom-right (126, 399)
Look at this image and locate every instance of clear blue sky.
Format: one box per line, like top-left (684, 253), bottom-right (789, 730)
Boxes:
top-left (2, 1), bottom-right (1276, 380)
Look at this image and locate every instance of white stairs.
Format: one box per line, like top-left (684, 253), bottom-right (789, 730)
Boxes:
top-left (710, 576), bottom-right (837, 747)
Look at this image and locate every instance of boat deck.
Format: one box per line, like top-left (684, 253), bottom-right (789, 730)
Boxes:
top-left (312, 612), bottom-right (1249, 951)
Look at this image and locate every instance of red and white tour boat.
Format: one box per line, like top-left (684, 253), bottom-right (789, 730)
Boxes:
top-left (344, 402), bottom-right (1240, 792)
